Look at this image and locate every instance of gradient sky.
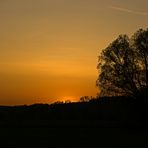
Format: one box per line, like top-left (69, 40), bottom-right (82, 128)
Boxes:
top-left (0, 0), bottom-right (148, 105)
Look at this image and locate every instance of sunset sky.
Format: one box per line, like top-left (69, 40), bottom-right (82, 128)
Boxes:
top-left (0, 0), bottom-right (148, 105)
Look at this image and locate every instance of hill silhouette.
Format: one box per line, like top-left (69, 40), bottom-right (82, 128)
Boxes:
top-left (1, 96), bottom-right (148, 147)
top-left (0, 96), bottom-right (147, 128)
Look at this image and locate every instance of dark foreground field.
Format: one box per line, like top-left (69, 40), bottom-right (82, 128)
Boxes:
top-left (0, 127), bottom-right (148, 148)
top-left (0, 97), bottom-right (148, 147)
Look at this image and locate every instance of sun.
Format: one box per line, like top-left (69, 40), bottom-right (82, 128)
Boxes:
top-left (61, 96), bottom-right (77, 103)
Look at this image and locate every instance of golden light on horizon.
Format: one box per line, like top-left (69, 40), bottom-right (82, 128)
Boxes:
top-left (60, 96), bottom-right (77, 102)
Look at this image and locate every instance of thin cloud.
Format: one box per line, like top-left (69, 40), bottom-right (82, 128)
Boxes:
top-left (110, 6), bottom-right (148, 16)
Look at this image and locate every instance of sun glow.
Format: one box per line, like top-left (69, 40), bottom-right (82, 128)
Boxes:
top-left (60, 96), bottom-right (78, 103)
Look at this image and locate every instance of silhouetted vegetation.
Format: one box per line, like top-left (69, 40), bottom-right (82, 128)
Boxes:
top-left (97, 29), bottom-right (148, 101)
top-left (0, 96), bottom-right (147, 128)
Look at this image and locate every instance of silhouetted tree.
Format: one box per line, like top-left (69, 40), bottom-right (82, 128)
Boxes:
top-left (64, 100), bottom-right (71, 104)
top-left (52, 101), bottom-right (64, 105)
top-left (97, 28), bottom-right (148, 100)
top-left (80, 96), bottom-right (92, 102)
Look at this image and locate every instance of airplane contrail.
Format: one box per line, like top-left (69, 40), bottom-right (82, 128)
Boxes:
top-left (110, 6), bottom-right (148, 16)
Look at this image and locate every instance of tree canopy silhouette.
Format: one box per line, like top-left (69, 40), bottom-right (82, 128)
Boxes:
top-left (97, 28), bottom-right (148, 99)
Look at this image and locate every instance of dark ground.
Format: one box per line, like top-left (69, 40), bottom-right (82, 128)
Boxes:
top-left (0, 97), bottom-right (148, 147)
top-left (0, 127), bottom-right (148, 148)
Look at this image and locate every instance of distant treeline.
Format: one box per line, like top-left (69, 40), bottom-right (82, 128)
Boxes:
top-left (0, 96), bottom-right (148, 127)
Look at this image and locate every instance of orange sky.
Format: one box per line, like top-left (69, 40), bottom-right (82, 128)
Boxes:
top-left (0, 0), bottom-right (148, 105)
